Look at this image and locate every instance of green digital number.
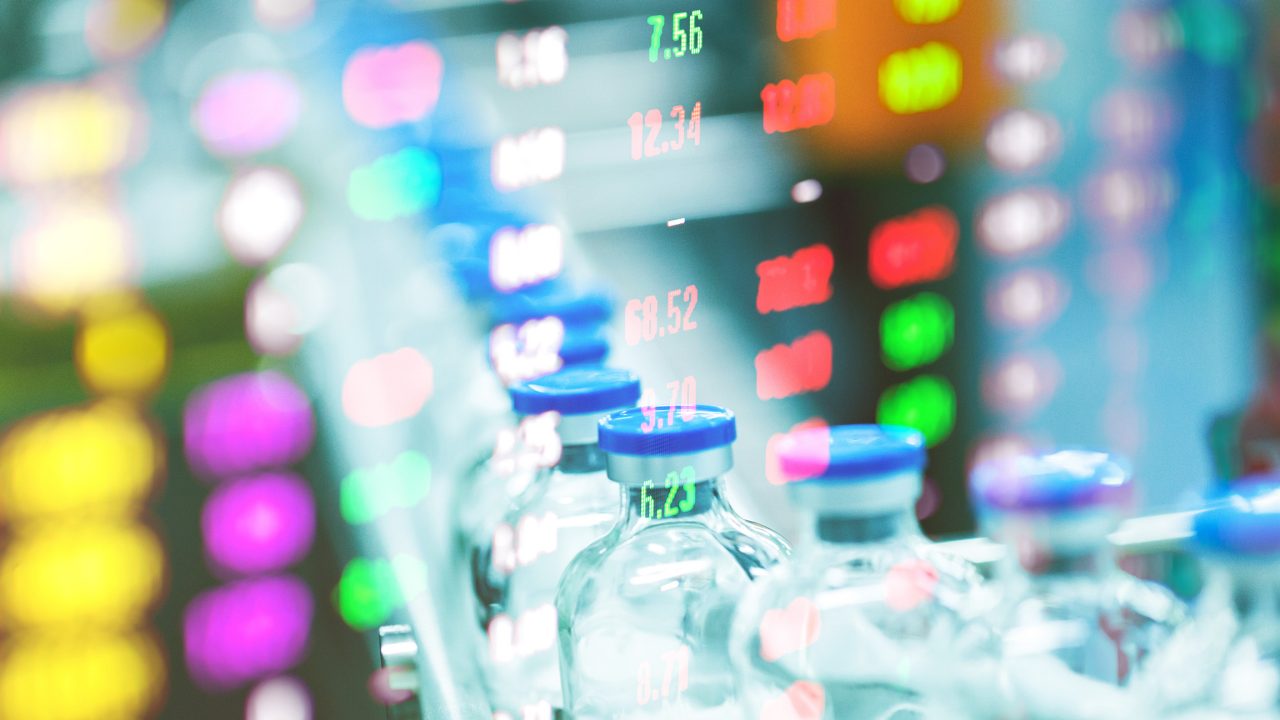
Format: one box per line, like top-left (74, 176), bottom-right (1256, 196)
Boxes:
top-left (689, 10), bottom-right (703, 54)
top-left (678, 465), bottom-right (696, 512)
top-left (663, 471), bottom-right (681, 517)
top-left (647, 15), bottom-right (665, 63)
top-left (672, 12), bottom-right (688, 57)
top-left (641, 479), bottom-right (656, 518)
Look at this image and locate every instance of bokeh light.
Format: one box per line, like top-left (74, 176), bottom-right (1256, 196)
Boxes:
top-left (203, 473), bottom-right (315, 576)
top-left (992, 33), bottom-right (1064, 83)
top-left (868, 206), bottom-right (958, 289)
top-left (342, 555), bottom-right (428, 631)
top-left (184, 371), bottom-right (315, 479)
top-left (194, 70), bottom-right (302, 157)
top-left (342, 348), bottom-right (434, 428)
top-left (0, 83), bottom-right (143, 185)
top-left (904, 143), bottom-right (946, 183)
top-left (490, 224), bottom-right (563, 293)
top-left (254, 0), bottom-right (314, 30)
top-left (982, 352), bottom-right (1062, 416)
top-left (12, 202), bottom-right (134, 316)
top-left (879, 42), bottom-right (962, 115)
top-left (1094, 90), bottom-right (1174, 156)
top-left (340, 451), bottom-right (431, 525)
top-left (0, 522), bottom-right (165, 629)
top-left (185, 576), bottom-right (313, 691)
top-left (245, 263), bottom-right (332, 357)
top-left (84, 0), bottom-right (168, 62)
top-left (790, 179), bottom-right (822, 203)
top-left (876, 375), bottom-right (955, 446)
top-left (347, 148), bottom-right (441, 221)
top-left (219, 167), bottom-right (305, 267)
top-left (342, 41), bottom-right (444, 129)
top-left (246, 676), bottom-right (312, 720)
top-left (0, 632), bottom-right (164, 720)
top-left (1111, 7), bottom-right (1183, 68)
top-left (0, 402), bottom-right (160, 522)
top-left (881, 292), bottom-right (954, 371)
top-left (76, 302), bottom-right (169, 396)
top-left (894, 0), bottom-right (961, 24)
top-left (1084, 165), bottom-right (1176, 233)
top-left (986, 269), bottom-right (1067, 330)
top-left (985, 109), bottom-right (1062, 173)
top-left (977, 188), bottom-right (1069, 258)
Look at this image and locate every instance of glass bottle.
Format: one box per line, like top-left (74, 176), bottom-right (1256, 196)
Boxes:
top-left (969, 450), bottom-right (1188, 719)
top-left (558, 405), bottom-right (790, 720)
top-left (472, 368), bottom-right (640, 720)
top-left (730, 424), bottom-right (992, 720)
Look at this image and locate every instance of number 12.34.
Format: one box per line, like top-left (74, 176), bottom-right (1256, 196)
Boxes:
top-left (628, 103), bottom-right (702, 160)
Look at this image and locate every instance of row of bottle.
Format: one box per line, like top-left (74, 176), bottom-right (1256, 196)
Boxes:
top-left (454, 365), bottom-right (1280, 719)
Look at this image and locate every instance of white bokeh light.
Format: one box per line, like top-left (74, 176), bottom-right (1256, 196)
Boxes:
top-left (986, 109), bottom-right (1062, 172)
top-left (245, 263), bottom-right (331, 356)
top-left (219, 167), bottom-right (305, 267)
top-left (246, 676), bottom-right (311, 720)
top-left (993, 33), bottom-right (1065, 83)
top-left (977, 188), bottom-right (1069, 258)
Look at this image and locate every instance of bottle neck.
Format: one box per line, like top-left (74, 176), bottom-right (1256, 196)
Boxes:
top-left (620, 476), bottom-right (723, 527)
top-left (1000, 538), bottom-right (1117, 579)
top-left (556, 442), bottom-right (608, 474)
top-left (802, 507), bottom-right (921, 545)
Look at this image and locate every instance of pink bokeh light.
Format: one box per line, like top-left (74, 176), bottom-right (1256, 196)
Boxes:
top-left (194, 70), bottom-right (302, 157)
top-left (342, 41), bottom-right (443, 129)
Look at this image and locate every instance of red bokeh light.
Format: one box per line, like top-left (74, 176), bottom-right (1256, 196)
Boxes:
top-left (756, 244), bottom-right (834, 314)
top-left (868, 207), bottom-right (957, 289)
top-left (755, 331), bottom-right (833, 400)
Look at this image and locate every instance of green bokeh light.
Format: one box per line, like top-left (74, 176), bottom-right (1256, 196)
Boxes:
top-left (876, 374), bottom-right (955, 446)
top-left (348, 147), bottom-right (441, 221)
top-left (894, 0), bottom-right (961, 24)
top-left (341, 450), bottom-right (431, 525)
top-left (335, 554), bottom-right (429, 631)
top-left (881, 292), bottom-right (954, 371)
top-left (879, 42), bottom-right (961, 115)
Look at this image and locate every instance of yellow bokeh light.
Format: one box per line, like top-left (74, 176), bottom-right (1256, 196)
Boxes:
top-left (12, 203), bottom-right (134, 316)
top-left (0, 521), bottom-right (165, 629)
top-left (77, 303), bottom-right (169, 396)
top-left (0, 631), bottom-right (164, 720)
top-left (0, 402), bottom-right (160, 523)
top-left (85, 0), bottom-right (168, 61)
top-left (0, 84), bottom-right (141, 185)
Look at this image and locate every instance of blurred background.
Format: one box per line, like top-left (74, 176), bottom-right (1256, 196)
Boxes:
top-left (0, 0), bottom-right (1274, 717)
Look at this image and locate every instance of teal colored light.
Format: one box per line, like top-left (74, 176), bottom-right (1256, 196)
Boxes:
top-left (876, 375), bottom-right (955, 446)
top-left (341, 451), bottom-right (431, 525)
top-left (1178, 0), bottom-right (1244, 64)
top-left (881, 292), bottom-right (954, 371)
top-left (348, 147), bottom-right (441, 221)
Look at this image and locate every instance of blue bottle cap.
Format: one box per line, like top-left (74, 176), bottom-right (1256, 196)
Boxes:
top-left (776, 425), bottom-right (926, 483)
top-left (490, 280), bottom-right (613, 327)
top-left (559, 327), bottom-right (609, 367)
top-left (598, 405), bottom-right (736, 457)
top-left (509, 368), bottom-right (640, 417)
top-left (969, 450), bottom-right (1133, 512)
top-left (1194, 477), bottom-right (1280, 556)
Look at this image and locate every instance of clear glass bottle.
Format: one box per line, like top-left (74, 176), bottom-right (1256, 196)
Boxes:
top-left (730, 424), bottom-right (992, 720)
top-left (472, 367), bottom-right (640, 719)
top-left (558, 405), bottom-right (790, 720)
top-left (969, 450), bottom-right (1189, 719)
top-left (1151, 478), bottom-right (1280, 719)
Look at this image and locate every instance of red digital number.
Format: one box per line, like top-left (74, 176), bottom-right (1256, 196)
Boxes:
top-left (777, 0), bottom-right (836, 41)
top-left (628, 102), bottom-right (702, 160)
top-left (755, 330), bottom-right (833, 400)
top-left (762, 73), bottom-right (835, 134)
top-left (625, 285), bottom-right (698, 345)
top-left (868, 206), bottom-right (958, 289)
top-left (756, 243), bottom-right (834, 314)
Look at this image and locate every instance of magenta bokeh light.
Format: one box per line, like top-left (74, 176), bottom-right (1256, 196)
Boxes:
top-left (184, 576), bottom-right (313, 691)
top-left (194, 69), bottom-right (301, 157)
top-left (203, 472), bottom-right (315, 576)
top-left (184, 371), bottom-right (315, 478)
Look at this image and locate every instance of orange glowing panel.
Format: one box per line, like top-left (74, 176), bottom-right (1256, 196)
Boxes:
top-left (868, 207), bottom-right (957, 289)
top-left (76, 302), bottom-right (169, 396)
top-left (0, 522), bottom-right (165, 628)
top-left (755, 331), bottom-right (833, 401)
top-left (342, 348), bottom-right (434, 428)
top-left (0, 403), bottom-right (161, 522)
top-left (774, 0), bottom-right (1005, 162)
top-left (0, 83), bottom-right (144, 185)
top-left (85, 0), bottom-right (168, 62)
top-left (756, 244), bottom-right (834, 314)
top-left (0, 632), bottom-right (164, 719)
top-left (11, 202), bottom-right (134, 316)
